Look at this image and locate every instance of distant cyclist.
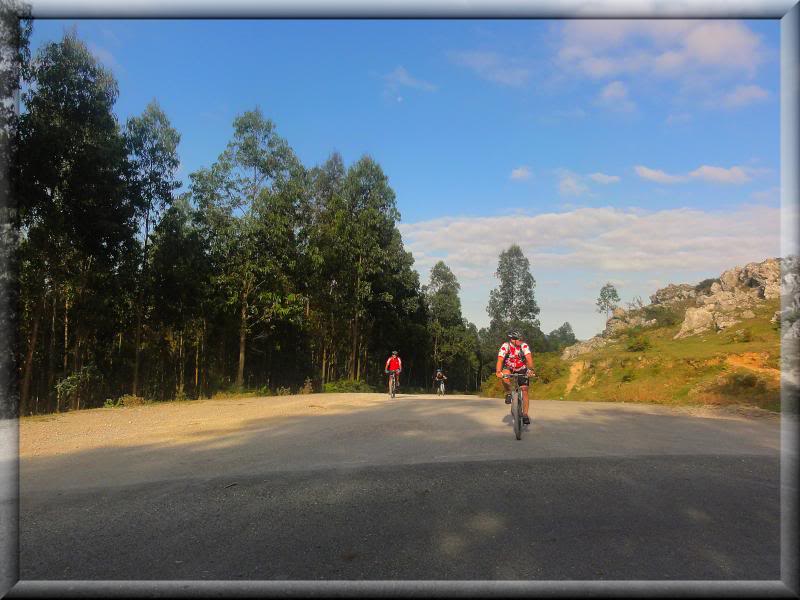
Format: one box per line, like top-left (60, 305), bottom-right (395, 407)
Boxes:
top-left (496, 330), bottom-right (535, 425)
top-left (433, 369), bottom-right (447, 394)
top-left (385, 350), bottom-right (402, 391)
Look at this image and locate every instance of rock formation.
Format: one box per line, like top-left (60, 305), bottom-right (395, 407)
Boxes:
top-left (560, 256), bottom-right (786, 360)
top-left (673, 258), bottom-right (781, 339)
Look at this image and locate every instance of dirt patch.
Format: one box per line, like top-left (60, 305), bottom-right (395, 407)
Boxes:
top-left (726, 352), bottom-right (780, 381)
top-left (19, 393), bottom-right (387, 459)
top-left (565, 361), bottom-right (585, 395)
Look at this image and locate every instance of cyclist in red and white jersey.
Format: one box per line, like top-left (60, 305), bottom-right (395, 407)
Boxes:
top-left (495, 330), bottom-right (535, 424)
top-left (385, 350), bottom-right (402, 390)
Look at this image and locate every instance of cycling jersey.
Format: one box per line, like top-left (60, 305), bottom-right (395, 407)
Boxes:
top-left (386, 356), bottom-right (402, 371)
top-left (498, 341), bottom-right (531, 372)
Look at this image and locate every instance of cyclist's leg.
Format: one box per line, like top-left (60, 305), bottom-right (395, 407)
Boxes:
top-left (521, 384), bottom-right (530, 416)
top-left (501, 368), bottom-right (512, 392)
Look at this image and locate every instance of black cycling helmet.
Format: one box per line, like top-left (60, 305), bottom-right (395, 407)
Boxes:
top-left (392, 350), bottom-right (398, 355)
top-left (507, 330), bottom-right (521, 340)
top-left (436, 368), bottom-right (442, 372)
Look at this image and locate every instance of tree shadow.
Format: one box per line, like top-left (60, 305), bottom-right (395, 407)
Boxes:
top-left (18, 395), bottom-right (782, 581)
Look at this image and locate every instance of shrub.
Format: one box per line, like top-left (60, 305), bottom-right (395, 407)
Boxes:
top-left (626, 335), bottom-right (651, 352)
top-left (642, 304), bottom-right (680, 327)
top-left (621, 371), bottom-right (635, 383)
top-left (727, 328), bottom-right (753, 343)
top-left (55, 365), bottom-right (102, 409)
top-left (276, 386), bottom-right (292, 396)
top-left (695, 278), bottom-right (720, 294)
top-left (119, 394), bottom-right (146, 407)
top-left (535, 353), bottom-right (566, 384)
top-left (480, 374), bottom-right (505, 399)
top-left (299, 378), bottom-right (315, 394)
top-left (323, 379), bottom-right (375, 393)
top-left (721, 371), bottom-right (764, 392)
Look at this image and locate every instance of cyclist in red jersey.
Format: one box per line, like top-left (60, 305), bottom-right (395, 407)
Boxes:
top-left (385, 350), bottom-right (402, 391)
top-left (495, 330), bottom-right (535, 425)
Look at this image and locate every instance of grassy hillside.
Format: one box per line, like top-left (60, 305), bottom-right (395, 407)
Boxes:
top-left (482, 298), bottom-right (781, 412)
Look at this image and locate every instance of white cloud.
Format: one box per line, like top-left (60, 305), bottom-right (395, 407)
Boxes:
top-left (87, 42), bottom-right (122, 72)
top-left (510, 166), bottom-right (532, 180)
top-left (721, 84), bottom-right (769, 108)
top-left (450, 51), bottom-right (532, 87)
top-left (558, 20), bottom-right (766, 82)
top-left (384, 66), bottom-right (437, 92)
top-left (558, 171), bottom-right (589, 196)
top-left (689, 165), bottom-right (750, 184)
top-left (751, 186), bottom-right (780, 202)
top-left (634, 165), bottom-right (688, 184)
top-left (589, 172), bottom-right (620, 184)
top-left (596, 80), bottom-right (636, 112)
top-left (635, 164), bottom-right (755, 185)
top-left (399, 204), bottom-right (780, 334)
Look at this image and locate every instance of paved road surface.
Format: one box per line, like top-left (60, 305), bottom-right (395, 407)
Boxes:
top-left (16, 393), bottom-right (785, 582)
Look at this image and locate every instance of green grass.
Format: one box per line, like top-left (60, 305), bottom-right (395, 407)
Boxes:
top-left (532, 299), bottom-right (781, 411)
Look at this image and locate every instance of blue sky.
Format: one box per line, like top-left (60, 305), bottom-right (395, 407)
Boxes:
top-left (29, 19), bottom-right (782, 340)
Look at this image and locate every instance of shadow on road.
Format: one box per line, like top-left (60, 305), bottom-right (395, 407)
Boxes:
top-left (19, 395), bottom-right (783, 581)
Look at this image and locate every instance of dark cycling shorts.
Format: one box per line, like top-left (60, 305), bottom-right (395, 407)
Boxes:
top-left (507, 368), bottom-right (529, 387)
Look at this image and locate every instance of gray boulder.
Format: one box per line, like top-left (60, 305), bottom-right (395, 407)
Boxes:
top-left (674, 306), bottom-right (715, 339)
top-left (650, 283), bottom-right (696, 306)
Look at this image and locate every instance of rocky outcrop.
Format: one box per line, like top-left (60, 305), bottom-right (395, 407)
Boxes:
top-left (673, 258), bottom-right (782, 339)
top-left (717, 258), bottom-right (781, 299)
top-left (603, 307), bottom-right (658, 337)
top-left (561, 335), bottom-right (610, 361)
top-left (649, 284), bottom-right (696, 306)
top-left (560, 256), bottom-right (787, 359)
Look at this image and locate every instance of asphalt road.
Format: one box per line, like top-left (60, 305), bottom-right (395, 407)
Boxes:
top-left (17, 393), bottom-right (785, 582)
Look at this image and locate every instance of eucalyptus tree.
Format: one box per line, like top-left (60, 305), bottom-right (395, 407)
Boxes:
top-left (339, 156), bottom-right (401, 380)
top-left (16, 31), bottom-right (135, 412)
top-left (596, 283), bottom-right (620, 320)
top-left (424, 261), bottom-right (463, 373)
top-left (305, 153), bottom-right (347, 383)
top-left (147, 196), bottom-right (210, 399)
top-left (125, 100), bottom-right (181, 397)
top-left (486, 244), bottom-right (541, 335)
top-left (190, 108), bottom-right (302, 389)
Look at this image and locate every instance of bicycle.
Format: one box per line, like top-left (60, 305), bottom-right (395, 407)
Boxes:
top-left (387, 369), bottom-right (399, 398)
top-left (436, 379), bottom-right (445, 396)
top-left (503, 372), bottom-right (530, 440)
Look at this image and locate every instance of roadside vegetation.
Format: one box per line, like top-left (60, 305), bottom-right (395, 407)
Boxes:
top-left (13, 26), bottom-right (572, 415)
top-left (532, 298), bottom-right (781, 412)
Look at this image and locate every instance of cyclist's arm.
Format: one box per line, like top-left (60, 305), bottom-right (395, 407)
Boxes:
top-left (397, 358), bottom-right (402, 372)
top-left (523, 344), bottom-right (535, 374)
top-left (495, 354), bottom-right (505, 377)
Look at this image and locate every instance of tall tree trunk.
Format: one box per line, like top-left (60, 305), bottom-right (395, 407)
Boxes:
top-left (132, 307), bottom-right (143, 396)
top-left (194, 328), bottom-right (200, 395)
top-left (73, 332), bottom-right (82, 411)
top-left (46, 293), bottom-right (57, 413)
top-left (62, 295), bottom-right (69, 379)
top-left (201, 318), bottom-right (207, 397)
top-left (321, 341), bottom-right (328, 385)
top-left (177, 330), bottom-right (185, 399)
top-left (132, 199), bottom-right (153, 398)
top-left (21, 297), bottom-right (43, 414)
top-left (236, 297), bottom-right (248, 389)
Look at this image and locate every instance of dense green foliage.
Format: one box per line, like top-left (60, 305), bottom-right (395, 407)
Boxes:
top-left (13, 29), bottom-right (577, 414)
